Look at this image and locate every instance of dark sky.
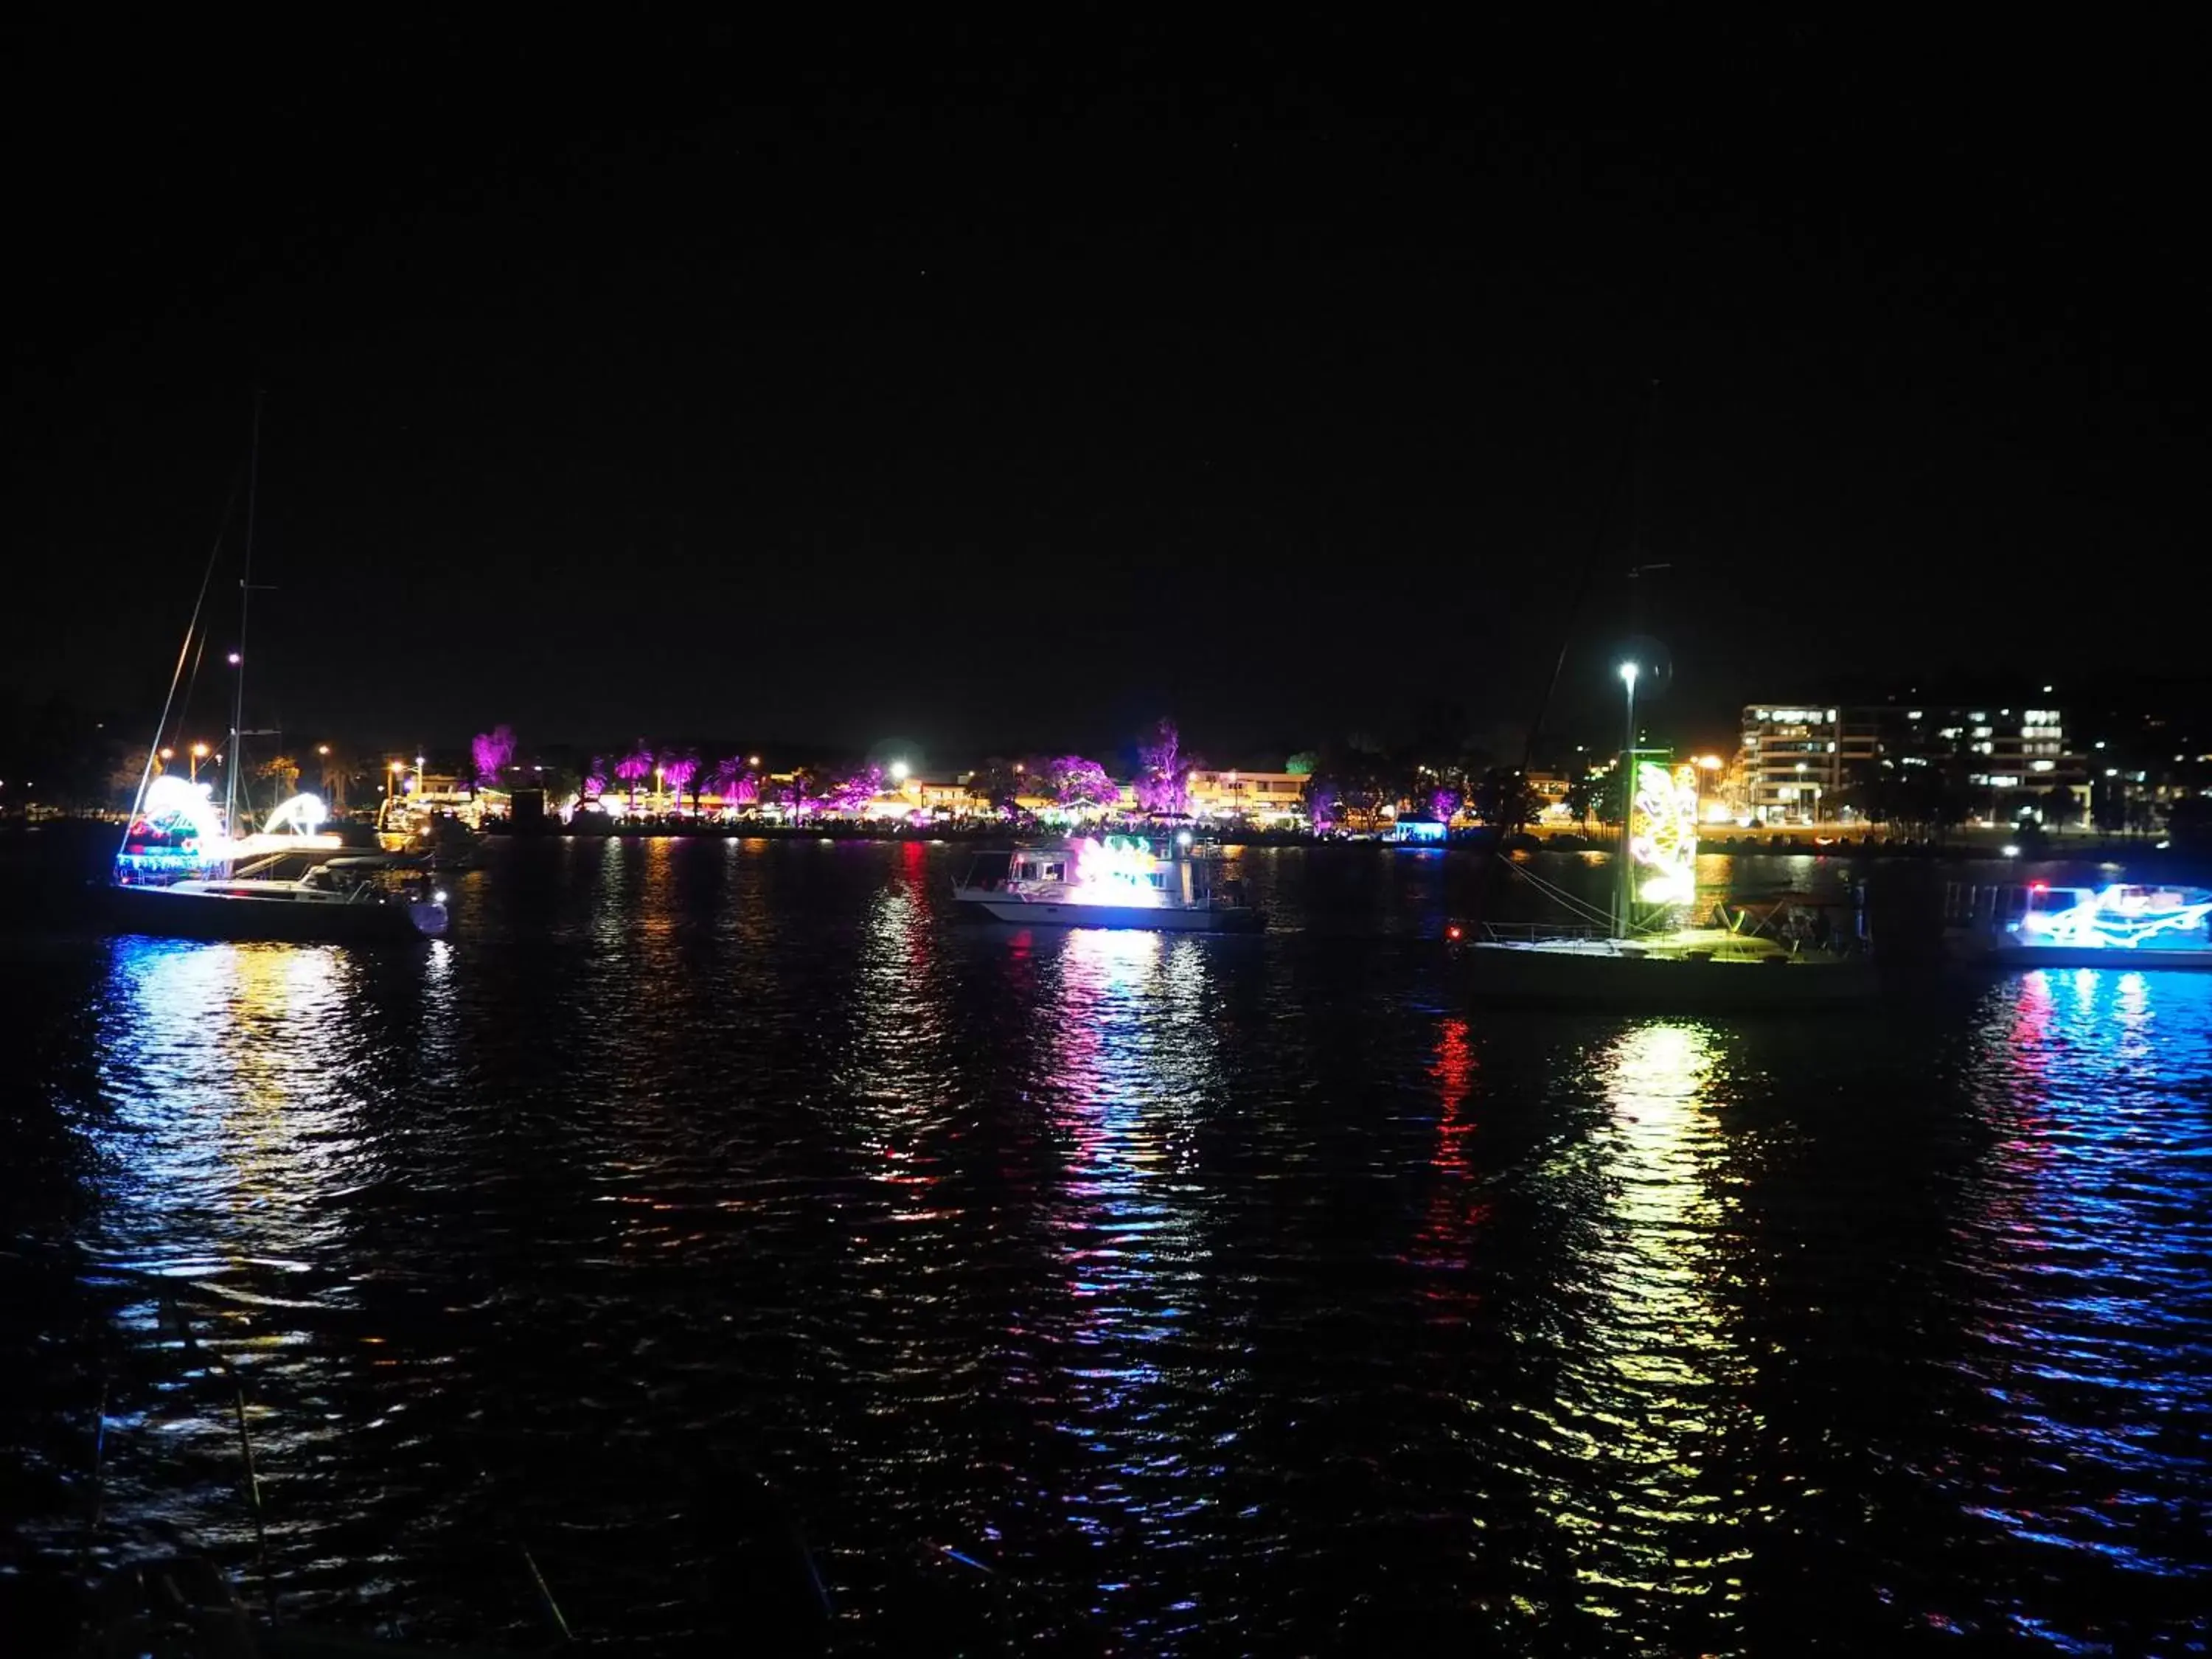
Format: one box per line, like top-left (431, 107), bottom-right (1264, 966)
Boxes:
top-left (8, 16), bottom-right (2202, 763)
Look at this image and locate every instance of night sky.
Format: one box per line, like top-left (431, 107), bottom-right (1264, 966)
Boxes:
top-left (10, 17), bottom-right (2202, 762)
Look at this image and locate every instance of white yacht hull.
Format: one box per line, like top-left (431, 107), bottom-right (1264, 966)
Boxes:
top-left (1462, 939), bottom-right (1878, 1009)
top-left (1947, 935), bottom-right (2212, 973)
top-left (954, 888), bottom-right (1256, 932)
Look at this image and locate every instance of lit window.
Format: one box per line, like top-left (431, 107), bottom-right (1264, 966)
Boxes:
top-left (2031, 760), bottom-right (2056, 772)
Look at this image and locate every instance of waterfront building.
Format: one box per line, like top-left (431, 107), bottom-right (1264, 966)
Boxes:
top-left (1736, 705), bottom-right (1873, 823)
top-left (1739, 699), bottom-right (2090, 826)
top-left (1186, 769), bottom-right (1307, 824)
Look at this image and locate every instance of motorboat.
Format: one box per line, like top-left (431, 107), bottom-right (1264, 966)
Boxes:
top-left (1946, 880), bottom-right (2212, 972)
top-left (952, 832), bottom-right (1262, 931)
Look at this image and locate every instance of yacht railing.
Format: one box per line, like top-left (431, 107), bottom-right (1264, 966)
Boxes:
top-left (1479, 919), bottom-right (1609, 944)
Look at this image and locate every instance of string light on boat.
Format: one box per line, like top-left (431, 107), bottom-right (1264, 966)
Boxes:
top-left (2017, 884), bottom-right (2212, 949)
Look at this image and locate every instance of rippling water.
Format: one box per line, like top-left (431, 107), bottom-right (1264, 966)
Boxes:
top-left (4, 841), bottom-right (2208, 1654)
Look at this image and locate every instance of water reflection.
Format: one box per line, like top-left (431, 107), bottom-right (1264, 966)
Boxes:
top-left (10, 845), bottom-right (2209, 1653)
top-left (1032, 928), bottom-right (1226, 1641)
top-left (92, 939), bottom-right (365, 1269)
top-left (1951, 968), bottom-right (2212, 1632)
top-left (846, 841), bottom-right (953, 1214)
top-left (1559, 1020), bottom-right (1745, 1635)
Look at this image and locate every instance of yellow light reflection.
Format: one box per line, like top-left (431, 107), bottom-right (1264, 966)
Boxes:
top-left (95, 939), bottom-right (361, 1268)
top-left (1563, 1020), bottom-right (1747, 1611)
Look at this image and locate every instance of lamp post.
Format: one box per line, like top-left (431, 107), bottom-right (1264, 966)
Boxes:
top-left (1617, 661), bottom-right (1639, 936)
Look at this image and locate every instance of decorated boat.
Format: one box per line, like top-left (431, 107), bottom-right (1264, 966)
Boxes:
top-left (1456, 688), bottom-right (1878, 1009)
top-left (1946, 880), bottom-right (2212, 971)
top-left (952, 832), bottom-right (1262, 931)
top-left (104, 400), bottom-right (447, 943)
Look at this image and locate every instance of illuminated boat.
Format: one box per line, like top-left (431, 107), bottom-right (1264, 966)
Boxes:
top-left (1458, 917), bottom-right (1878, 1009)
top-left (110, 777), bottom-right (449, 942)
top-left (1457, 742), bottom-right (1879, 1009)
top-left (951, 833), bottom-right (1262, 931)
top-left (102, 401), bottom-right (447, 943)
top-left (1947, 881), bottom-right (2212, 971)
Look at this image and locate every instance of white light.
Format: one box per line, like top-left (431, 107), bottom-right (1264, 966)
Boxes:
top-left (1177, 830), bottom-right (1193, 847)
top-left (2003, 844), bottom-right (2021, 858)
top-left (433, 890), bottom-right (448, 905)
top-left (890, 760), bottom-right (910, 782)
top-left (1618, 661), bottom-right (1639, 686)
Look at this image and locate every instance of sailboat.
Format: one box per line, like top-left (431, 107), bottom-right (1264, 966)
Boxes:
top-left (1455, 664), bottom-right (1874, 1010)
top-left (105, 401), bottom-right (448, 943)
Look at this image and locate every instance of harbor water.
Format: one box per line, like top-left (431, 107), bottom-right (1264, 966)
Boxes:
top-left (4, 839), bottom-right (2208, 1653)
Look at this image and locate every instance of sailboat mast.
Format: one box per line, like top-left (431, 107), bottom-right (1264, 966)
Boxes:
top-left (225, 393), bottom-right (262, 843)
top-left (1617, 665), bottom-right (1638, 936)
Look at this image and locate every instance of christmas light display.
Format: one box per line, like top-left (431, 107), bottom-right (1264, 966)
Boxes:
top-left (1630, 760), bottom-right (1699, 905)
top-left (2017, 884), bottom-right (2212, 950)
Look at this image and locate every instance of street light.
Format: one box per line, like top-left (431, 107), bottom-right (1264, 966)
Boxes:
top-left (190, 741), bottom-right (209, 784)
top-left (890, 760), bottom-right (909, 783)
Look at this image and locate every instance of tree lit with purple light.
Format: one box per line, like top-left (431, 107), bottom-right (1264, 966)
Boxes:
top-left (614, 743), bottom-right (654, 804)
top-left (470, 724), bottom-right (516, 787)
top-left (823, 763), bottom-right (885, 815)
top-left (662, 750), bottom-right (700, 807)
top-left (1134, 719), bottom-right (1193, 815)
top-left (709, 756), bottom-right (759, 807)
